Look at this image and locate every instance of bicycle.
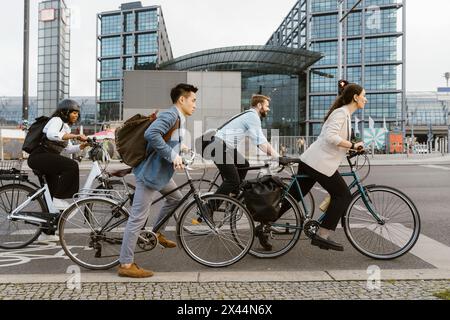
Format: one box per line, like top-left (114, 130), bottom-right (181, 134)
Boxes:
top-left (0, 139), bottom-right (134, 249)
top-left (207, 161), bottom-right (316, 218)
top-left (244, 150), bottom-right (421, 260)
top-left (58, 151), bottom-right (255, 270)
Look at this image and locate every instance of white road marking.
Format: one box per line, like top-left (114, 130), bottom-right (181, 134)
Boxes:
top-left (421, 165), bottom-right (450, 171)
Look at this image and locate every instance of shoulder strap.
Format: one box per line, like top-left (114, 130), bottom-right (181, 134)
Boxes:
top-left (218, 110), bottom-right (254, 131)
top-left (163, 116), bottom-right (180, 142)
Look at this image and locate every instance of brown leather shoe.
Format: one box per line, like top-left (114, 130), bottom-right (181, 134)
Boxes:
top-left (157, 232), bottom-right (177, 248)
top-left (118, 263), bottom-right (154, 278)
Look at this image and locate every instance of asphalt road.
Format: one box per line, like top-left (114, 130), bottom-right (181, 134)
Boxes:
top-left (0, 164), bottom-right (449, 275)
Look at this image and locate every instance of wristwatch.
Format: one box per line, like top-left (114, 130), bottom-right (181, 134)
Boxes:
top-left (351, 142), bottom-right (355, 150)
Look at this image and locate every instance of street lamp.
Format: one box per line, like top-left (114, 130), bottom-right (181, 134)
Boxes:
top-left (445, 72), bottom-right (450, 88)
top-left (337, 0), bottom-right (363, 80)
top-left (22, 0), bottom-right (30, 123)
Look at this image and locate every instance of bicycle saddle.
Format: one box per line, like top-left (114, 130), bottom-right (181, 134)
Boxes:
top-left (108, 168), bottom-right (132, 178)
top-left (278, 157), bottom-right (302, 166)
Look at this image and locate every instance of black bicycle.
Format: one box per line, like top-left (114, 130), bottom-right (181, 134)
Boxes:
top-left (58, 151), bottom-right (255, 270)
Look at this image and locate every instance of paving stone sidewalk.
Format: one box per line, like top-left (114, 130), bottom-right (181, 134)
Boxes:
top-left (0, 280), bottom-right (448, 300)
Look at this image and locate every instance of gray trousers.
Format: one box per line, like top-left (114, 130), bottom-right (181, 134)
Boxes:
top-left (119, 178), bottom-right (183, 265)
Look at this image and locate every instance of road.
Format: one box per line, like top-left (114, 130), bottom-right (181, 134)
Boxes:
top-left (0, 164), bottom-right (449, 276)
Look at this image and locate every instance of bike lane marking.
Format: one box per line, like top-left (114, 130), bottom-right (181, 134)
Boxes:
top-left (421, 165), bottom-right (450, 171)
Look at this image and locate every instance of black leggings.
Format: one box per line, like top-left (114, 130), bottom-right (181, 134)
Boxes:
top-left (212, 141), bottom-right (249, 196)
top-left (28, 150), bottom-right (79, 199)
top-left (288, 162), bottom-right (352, 231)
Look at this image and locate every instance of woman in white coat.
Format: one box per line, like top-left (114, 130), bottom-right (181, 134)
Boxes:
top-left (299, 82), bottom-right (367, 251)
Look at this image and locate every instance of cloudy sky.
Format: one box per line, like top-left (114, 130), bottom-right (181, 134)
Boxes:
top-left (1, 0), bottom-right (449, 97)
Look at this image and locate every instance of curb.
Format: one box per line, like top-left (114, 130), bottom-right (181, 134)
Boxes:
top-left (1, 269), bottom-right (449, 284)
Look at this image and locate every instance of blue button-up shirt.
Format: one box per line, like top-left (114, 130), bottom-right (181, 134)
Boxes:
top-left (215, 109), bottom-right (268, 149)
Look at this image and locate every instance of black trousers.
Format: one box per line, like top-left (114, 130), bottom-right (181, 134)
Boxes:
top-left (288, 161), bottom-right (352, 231)
top-left (212, 140), bottom-right (249, 196)
top-left (28, 148), bottom-right (79, 199)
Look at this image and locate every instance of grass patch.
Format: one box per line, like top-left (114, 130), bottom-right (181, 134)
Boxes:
top-left (433, 289), bottom-right (450, 300)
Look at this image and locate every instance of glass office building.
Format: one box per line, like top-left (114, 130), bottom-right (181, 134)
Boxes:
top-left (97, 2), bottom-right (173, 122)
top-left (160, 46), bottom-right (322, 137)
top-left (267, 0), bottom-right (406, 136)
top-left (37, 0), bottom-right (70, 117)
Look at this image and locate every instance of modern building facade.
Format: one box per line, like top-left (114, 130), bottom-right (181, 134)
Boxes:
top-left (160, 46), bottom-right (322, 137)
top-left (267, 0), bottom-right (406, 137)
top-left (37, 0), bottom-right (71, 117)
top-left (0, 96), bottom-right (96, 128)
top-left (96, 1), bottom-right (173, 122)
top-left (405, 92), bottom-right (450, 142)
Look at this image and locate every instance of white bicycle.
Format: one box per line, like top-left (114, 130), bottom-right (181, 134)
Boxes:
top-left (0, 138), bottom-right (134, 249)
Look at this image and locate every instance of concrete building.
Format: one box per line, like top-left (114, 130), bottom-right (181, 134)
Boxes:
top-left (37, 0), bottom-right (71, 117)
top-left (267, 0), bottom-right (406, 137)
top-left (96, 1), bottom-right (173, 123)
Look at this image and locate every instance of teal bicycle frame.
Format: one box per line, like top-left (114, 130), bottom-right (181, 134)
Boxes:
top-left (280, 153), bottom-right (385, 227)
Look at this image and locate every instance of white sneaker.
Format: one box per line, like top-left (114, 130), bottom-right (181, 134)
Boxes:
top-left (52, 198), bottom-right (71, 211)
top-left (37, 233), bottom-right (60, 243)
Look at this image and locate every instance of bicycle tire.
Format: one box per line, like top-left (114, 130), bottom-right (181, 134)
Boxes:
top-left (0, 183), bottom-right (44, 249)
top-left (173, 179), bottom-right (220, 222)
top-left (59, 197), bottom-right (129, 270)
top-left (248, 193), bottom-right (303, 259)
top-left (176, 194), bottom-right (254, 268)
top-left (343, 185), bottom-right (421, 260)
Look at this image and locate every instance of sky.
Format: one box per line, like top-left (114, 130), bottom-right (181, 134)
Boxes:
top-left (0, 0), bottom-right (449, 97)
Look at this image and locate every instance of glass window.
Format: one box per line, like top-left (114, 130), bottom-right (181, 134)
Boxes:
top-left (124, 57), bottom-right (134, 70)
top-left (311, 41), bottom-right (337, 66)
top-left (137, 33), bottom-right (158, 54)
top-left (346, 67), bottom-right (362, 84)
top-left (100, 80), bottom-right (121, 101)
top-left (101, 14), bottom-right (122, 35)
top-left (363, 93), bottom-right (399, 119)
top-left (135, 55), bottom-right (157, 70)
top-left (124, 35), bottom-right (134, 55)
top-left (311, 0), bottom-right (336, 13)
top-left (311, 14), bottom-right (337, 39)
top-left (310, 68), bottom-right (337, 93)
top-left (365, 65), bottom-right (398, 91)
top-left (347, 39), bottom-right (361, 64)
top-left (365, 37), bottom-right (397, 63)
top-left (366, 8), bottom-right (397, 35)
top-left (137, 10), bottom-right (158, 31)
top-left (101, 37), bottom-right (121, 57)
top-left (101, 59), bottom-right (122, 78)
top-left (347, 12), bottom-right (362, 36)
top-left (124, 13), bottom-right (135, 32)
top-left (310, 95), bottom-right (335, 121)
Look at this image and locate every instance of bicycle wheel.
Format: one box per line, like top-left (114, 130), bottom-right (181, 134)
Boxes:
top-left (59, 197), bottom-right (129, 270)
top-left (177, 194), bottom-right (254, 268)
top-left (174, 179), bottom-right (219, 222)
top-left (248, 193), bottom-right (303, 259)
top-left (0, 184), bottom-right (44, 249)
top-left (343, 185), bottom-right (421, 260)
top-left (281, 177), bottom-right (315, 218)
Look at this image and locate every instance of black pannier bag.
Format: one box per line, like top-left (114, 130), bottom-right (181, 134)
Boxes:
top-left (242, 175), bottom-right (286, 222)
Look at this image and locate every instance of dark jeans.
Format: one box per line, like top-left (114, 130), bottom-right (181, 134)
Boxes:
top-left (212, 139), bottom-right (249, 196)
top-left (28, 148), bottom-right (79, 199)
top-left (288, 162), bottom-right (352, 231)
